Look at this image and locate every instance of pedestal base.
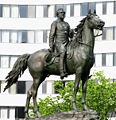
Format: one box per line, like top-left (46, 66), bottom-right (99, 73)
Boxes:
top-left (38, 110), bottom-right (99, 120)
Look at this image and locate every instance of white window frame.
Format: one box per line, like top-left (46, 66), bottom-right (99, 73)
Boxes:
top-left (95, 54), bottom-right (102, 67)
top-left (106, 53), bottom-right (113, 66)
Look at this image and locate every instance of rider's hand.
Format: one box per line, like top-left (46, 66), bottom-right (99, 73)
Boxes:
top-left (49, 47), bottom-right (53, 52)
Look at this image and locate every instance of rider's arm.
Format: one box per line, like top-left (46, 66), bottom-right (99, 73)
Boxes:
top-left (49, 21), bottom-right (57, 51)
top-left (69, 29), bottom-right (74, 38)
top-left (68, 24), bottom-right (74, 39)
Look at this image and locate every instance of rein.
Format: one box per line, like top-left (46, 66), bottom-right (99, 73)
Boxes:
top-left (77, 40), bottom-right (93, 48)
top-left (77, 31), bottom-right (103, 48)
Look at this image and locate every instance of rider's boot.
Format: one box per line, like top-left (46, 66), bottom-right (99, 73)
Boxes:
top-left (60, 53), bottom-right (68, 79)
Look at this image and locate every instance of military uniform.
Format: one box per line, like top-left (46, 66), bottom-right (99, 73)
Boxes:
top-left (49, 8), bottom-right (73, 79)
top-left (49, 19), bottom-right (71, 54)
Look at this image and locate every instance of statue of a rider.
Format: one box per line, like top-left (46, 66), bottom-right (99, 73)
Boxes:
top-left (49, 8), bottom-right (73, 79)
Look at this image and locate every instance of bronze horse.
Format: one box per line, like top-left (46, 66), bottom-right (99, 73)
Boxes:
top-left (4, 10), bottom-right (104, 118)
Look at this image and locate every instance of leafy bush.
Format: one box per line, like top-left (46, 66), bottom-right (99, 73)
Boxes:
top-left (30, 71), bottom-right (116, 119)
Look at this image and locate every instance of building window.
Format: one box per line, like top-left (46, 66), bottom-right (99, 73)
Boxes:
top-left (106, 53), bottom-right (113, 66)
top-left (95, 54), bottom-right (102, 67)
top-left (22, 31), bottom-right (27, 43)
top-left (0, 108), bottom-right (1, 118)
top-left (27, 31), bottom-right (34, 43)
top-left (0, 30), bottom-right (44, 43)
top-left (11, 6), bottom-right (19, 18)
top-left (94, 30), bottom-right (102, 41)
top-left (55, 4), bottom-right (66, 11)
top-left (15, 107), bottom-right (25, 118)
top-left (48, 5), bottom-right (55, 17)
top-left (16, 81), bottom-right (25, 94)
top-left (0, 55), bottom-right (19, 68)
top-left (10, 31), bottom-right (18, 43)
top-left (0, 81), bottom-right (1, 93)
top-left (74, 4), bottom-right (80, 17)
top-left (0, 5), bottom-right (2, 17)
top-left (36, 6), bottom-right (43, 18)
top-left (0, 31), bottom-right (2, 43)
top-left (42, 81), bottom-right (47, 94)
top-left (114, 27), bottom-right (116, 40)
top-left (43, 30), bottom-right (47, 43)
top-left (1, 108), bottom-right (8, 119)
top-left (19, 5), bottom-right (27, 18)
top-left (25, 81), bottom-right (32, 94)
top-left (2, 31), bottom-right (10, 43)
top-left (35, 31), bottom-right (43, 43)
top-left (47, 30), bottom-right (50, 43)
top-left (114, 1), bottom-right (116, 14)
top-left (102, 53), bottom-right (106, 66)
top-left (70, 4), bottom-right (74, 17)
top-left (10, 56), bottom-right (18, 68)
top-left (1, 56), bottom-right (9, 68)
top-left (106, 27), bottom-right (113, 40)
top-left (88, 2), bottom-right (96, 13)
top-left (0, 81), bottom-right (9, 93)
top-left (0, 107), bottom-right (15, 119)
top-left (102, 2), bottom-right (107, 15)
top-left (27, 6), bottom-right (35, 18)
top-left (18, 31), bottom-right (22, 43)
top-left (96, 3), bottom-right (102, 15)
top-left (9, 84), bottom-right (16, 94)
top-left (2, 5), bottom-right (10, 18)
top-left (102, 28), bottom-right (106, 40)
top-left (55, 4), bottom-right (66, 17)
top-left (44, 5), bottom-right (48, 17)
top-left (66, 5), bottom-right (70, 17)
top-left (81, 2), bottom-right (96, 16)
top-left (113, 53), bottom-right (116, 66)
top-left (81, 3), bottom-right (88, 16)
top-left (9, 108), bottom-right (15, 119)
top-left (107, 2), bottom-right (113, 15)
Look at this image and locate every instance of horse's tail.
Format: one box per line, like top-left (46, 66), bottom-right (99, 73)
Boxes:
top-left (3, 54), bottom-right (30, 92)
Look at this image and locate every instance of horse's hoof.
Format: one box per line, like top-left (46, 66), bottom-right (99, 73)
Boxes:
top-left (35, 111), bottom-right (42, 118)
top-left (73, 107), bottom-right (80, 112)
top-left (24, 117), bottom-right (30, 120)
top-left (25, 113), bottom-right (30, 119)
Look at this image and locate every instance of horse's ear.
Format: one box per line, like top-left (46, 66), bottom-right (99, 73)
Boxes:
top-left (88, 9), bottom-right (91, 14)
top-left (94, 9), bottom-right (96, 14)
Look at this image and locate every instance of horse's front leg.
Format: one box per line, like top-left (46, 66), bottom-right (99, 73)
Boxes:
top-left (82, 74), bottom-right (89, 111)
top-left (72, 70), bottom-right (81, 111)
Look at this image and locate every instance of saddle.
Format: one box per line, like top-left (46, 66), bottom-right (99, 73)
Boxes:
top-left (45, 47), bottom-right (74, 66)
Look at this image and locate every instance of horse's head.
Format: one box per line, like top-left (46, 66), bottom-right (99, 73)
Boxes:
top-left (86, 10), bottom-right (105, 30)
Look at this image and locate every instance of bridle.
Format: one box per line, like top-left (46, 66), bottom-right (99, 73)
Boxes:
top-left (77, 31), bottom-right (103, 48)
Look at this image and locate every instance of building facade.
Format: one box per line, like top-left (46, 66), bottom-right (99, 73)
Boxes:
top-left (0, 0), bottom-right (116, 119)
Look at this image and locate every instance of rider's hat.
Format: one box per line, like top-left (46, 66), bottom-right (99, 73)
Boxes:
top-left (56, 8), bottom-right (65, 16)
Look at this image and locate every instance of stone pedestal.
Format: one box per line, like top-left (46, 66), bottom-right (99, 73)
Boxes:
top-left (38, 110), bottom-right (99, 120)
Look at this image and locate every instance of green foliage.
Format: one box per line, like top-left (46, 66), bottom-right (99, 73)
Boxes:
top-left (86, 71), bottom-right (116, 119)
top-left (30, 71), bottom-right (116, 119)
top-left (29, 96), bottom-right (60, 117)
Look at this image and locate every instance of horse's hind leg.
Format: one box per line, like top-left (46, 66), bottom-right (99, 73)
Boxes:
top-left (32, 74), bottom-right (46, 118)
top-left (25, 87), bottom-right (32, 118)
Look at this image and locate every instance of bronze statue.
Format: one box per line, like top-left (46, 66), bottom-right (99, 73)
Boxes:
top-left (3, 10), bottom-right (104, 119)
top-left (49, 8), bottom-right (73, 79)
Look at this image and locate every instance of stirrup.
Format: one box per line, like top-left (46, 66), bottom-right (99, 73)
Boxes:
top-left (60, 72), bottom-right (68, 79)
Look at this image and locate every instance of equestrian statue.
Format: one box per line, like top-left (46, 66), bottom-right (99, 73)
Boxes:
top-left (3, 9), bottom-right (105, 119)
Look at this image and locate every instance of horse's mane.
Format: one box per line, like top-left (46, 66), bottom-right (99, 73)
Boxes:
top-left (69, 16), bottom-right (87, 48)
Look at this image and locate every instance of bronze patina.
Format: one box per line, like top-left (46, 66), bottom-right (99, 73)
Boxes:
top-left (4, 10), bottom-right (105, 119)
top-left (49, 8), bottom-right (73, 79)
